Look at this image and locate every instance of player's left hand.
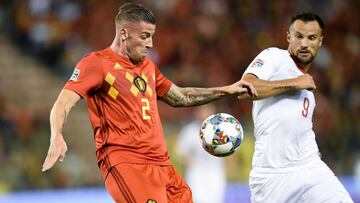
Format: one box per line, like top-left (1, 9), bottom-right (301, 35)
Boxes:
top-left (42, 134), bottom-right (68, 172)
top-left (231, 79), bottom-right (258, 98)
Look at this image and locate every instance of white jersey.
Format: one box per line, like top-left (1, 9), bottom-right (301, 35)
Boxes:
top-left (243, 47), bottom-right (319, 171)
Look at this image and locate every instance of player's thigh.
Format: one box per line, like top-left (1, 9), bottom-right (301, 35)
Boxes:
top-left (165, 165), bottom-right (193, 203)
top-left (104, 171), bottom-right (129, 203)
top-left (301, 163), bottom-right (354, 203)
top-left (104, 163), bottom-right (167, 203)
top-left (249, 171), bottom-right (302, 203)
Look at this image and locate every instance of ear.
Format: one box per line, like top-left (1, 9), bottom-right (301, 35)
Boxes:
top-left (287, 31), bottom-right (290, 43)
top-left (120, 27), bottom-right (128, 41)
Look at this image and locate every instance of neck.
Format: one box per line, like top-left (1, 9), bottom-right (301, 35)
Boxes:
top-left (110, 35), bottom-right (128, 59)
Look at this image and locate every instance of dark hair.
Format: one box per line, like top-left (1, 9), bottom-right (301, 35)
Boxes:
top-left (115, 3), bottom-right (156, 26)
top-left (290, 12), bottom-right (324, 33)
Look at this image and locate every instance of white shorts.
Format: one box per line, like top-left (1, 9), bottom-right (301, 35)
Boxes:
top-left (249, 159), bottom-right (353, 203)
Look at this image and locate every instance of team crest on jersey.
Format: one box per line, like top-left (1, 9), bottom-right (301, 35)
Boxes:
top-left (147, 199), bottom-right (157, 203)
top-left (250, 59), bottom-right (264, 68)
top-left (69, 68), bottom-right (80, 81)
top-left (134, 76), bottom-right (147, 93)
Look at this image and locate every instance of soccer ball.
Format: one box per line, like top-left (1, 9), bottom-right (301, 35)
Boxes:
top-left (199, 113), bottom-right (244, 157)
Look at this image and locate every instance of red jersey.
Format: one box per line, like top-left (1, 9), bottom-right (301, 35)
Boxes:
top-left (64, 48), bottom-right (173, 174)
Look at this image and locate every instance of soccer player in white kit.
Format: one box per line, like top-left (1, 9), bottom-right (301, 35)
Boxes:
top-left (240, 12), bottom-right (353, 203)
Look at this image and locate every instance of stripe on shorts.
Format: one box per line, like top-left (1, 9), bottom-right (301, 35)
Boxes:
top-left (110, 166), bottom-right (136, 203)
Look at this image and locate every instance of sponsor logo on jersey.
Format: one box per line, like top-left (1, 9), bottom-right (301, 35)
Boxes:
top-left (147, 199), bottom-right (157, 203)
top-left (69, 68), bottom-right (80, 81)
top-left (134, 76), bottom-right (147, 93)
top-left (251, 58), bottom-right (264, 68)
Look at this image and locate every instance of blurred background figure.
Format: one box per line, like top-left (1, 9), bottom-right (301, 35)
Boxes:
top-left (176, 104), bottom-right (226, 203)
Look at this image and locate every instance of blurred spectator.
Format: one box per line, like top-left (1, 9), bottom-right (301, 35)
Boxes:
top-left (176, 104), bottom-right (226, 203)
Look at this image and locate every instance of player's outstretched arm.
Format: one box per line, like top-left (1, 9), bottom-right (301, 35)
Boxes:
top-left (237, 73), bottom-right (316, 100)
top-left (42, 89), bottom-right (81, 172)
top-left (160, 79), bottom-right (257, 107)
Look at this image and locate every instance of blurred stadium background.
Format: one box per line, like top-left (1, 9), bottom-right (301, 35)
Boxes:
top-left (0, 0), bottom-right (359, 202)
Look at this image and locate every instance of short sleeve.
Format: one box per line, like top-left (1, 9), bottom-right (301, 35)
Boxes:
top-left (64, 54), bottom-right (104, 98)
top-left (155, 66), bottom-right (172, 97)
top-left (243, 48), bottom-right (280, 80)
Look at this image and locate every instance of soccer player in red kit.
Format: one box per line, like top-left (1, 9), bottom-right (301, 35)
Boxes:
top-left (42, 3), bottom-right (257, 203)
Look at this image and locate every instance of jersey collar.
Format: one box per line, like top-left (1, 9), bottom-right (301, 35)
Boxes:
top-left (104, 47), bottom-right (146, 69)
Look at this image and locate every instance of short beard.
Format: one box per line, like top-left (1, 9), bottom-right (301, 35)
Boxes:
top-left (294, 53), bottom-right (314, 67)
top-left (288, 48), bottom-right (314, 67)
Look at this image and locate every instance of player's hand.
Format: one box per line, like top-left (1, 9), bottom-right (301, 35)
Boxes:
top-left (231, 79), bottom-right (258, 98)
top-left (42, 134), bottom-right (67, 172)
top-left (295, 74), bottom-right (316, 91)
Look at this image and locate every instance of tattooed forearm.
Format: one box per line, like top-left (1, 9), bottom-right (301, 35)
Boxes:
top-left (162, 86), bottom-right (228, 107)
top-left (162, 88), bottom-right (187, 107)
top-left (183, 88), bottom-right (225, 106)
top-left (273, 85), bottom-right (296, 90)
top-left (242, 74), bottom-right (302, 100)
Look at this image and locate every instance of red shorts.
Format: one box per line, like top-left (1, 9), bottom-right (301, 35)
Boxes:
top-left (104, 163), bottom-right (193, 203)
